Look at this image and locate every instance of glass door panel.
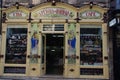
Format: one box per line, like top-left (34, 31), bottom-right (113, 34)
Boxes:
top-left (5, 28), bottom-right (27, 64)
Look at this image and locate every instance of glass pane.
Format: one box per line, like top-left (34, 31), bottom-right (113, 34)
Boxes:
top-left (43, 24), bottom-right (64, 31)
top-left (4, 67), bottom-right (26, 74)
top-left (30, 23), bottom-right (39, 63)
top-left (5, 28), bottom-right (27, 64)
top-left (80, 27), bottom-right (103, 66)
top-left (43, 24), bottom-right (53, 31)
top-left (68, 23), bottom-right (76, 64)
top-left (55, 24), bottom-right (64, 31)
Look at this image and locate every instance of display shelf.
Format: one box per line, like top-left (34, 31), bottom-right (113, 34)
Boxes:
top-left (80, 28), bottom-right (103, 66)
top-left (6, 33), bottom-right (27, 64)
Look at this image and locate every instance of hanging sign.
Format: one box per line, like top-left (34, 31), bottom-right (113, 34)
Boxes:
top-left (32, 7), bottom-right (75, 19)
top-left (8, 10), bottom-right (28, 19)
top-left (80, 10), bottom-right (102, 19)
top-left (109, 18), bottom-right (117, 27)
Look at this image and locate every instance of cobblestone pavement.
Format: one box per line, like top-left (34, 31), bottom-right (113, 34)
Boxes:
top-left (0, 76), bottom-right (107, 80)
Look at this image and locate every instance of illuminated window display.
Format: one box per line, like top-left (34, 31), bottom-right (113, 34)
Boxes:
top-left (80, 26), bottom-right (103, 66)
top-left (5, 28), bottom-right (27, 64)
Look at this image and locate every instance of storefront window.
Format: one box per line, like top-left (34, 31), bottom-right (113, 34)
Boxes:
top-left (68, 23), bottom-right (76, 64)
top-left (5, 27), bottom-right (27, 64)
top-left (80, 25), bottom-right (103, 66)
top-left (30, 23), bottom-right (39, 63)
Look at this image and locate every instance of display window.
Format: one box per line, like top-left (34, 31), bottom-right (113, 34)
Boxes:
top-left (79, 25), bottom-right (103, 75)
top-left (80, 25), bottom-right (103, 66)
top-left (5, 26), bottom-right (27, 64)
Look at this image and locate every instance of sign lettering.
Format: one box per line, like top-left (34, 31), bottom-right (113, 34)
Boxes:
top-left (80, 10), bottom-right (102, 19)
top-left (13, 12), bottom-right (22, 17)
top-left (86, 11), bottom-right (96, 17)
top-left (8, 10), bottom-right (28, 19)
top-left (32, 7), bottom-right (75, 19)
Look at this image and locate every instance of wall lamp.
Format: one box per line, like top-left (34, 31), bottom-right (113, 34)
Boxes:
top-left (27, 12), bottom-right (33, 23)
top-left (15, 2), bottom-right (19, 9)
top-left (2, 12), bottom-right (7, 23)
top-left (89, 2), bottom-right (93, 9)
top-left (74, 12), bottom-right (81, 23)
top-left (102, 12), bottom-right (108, 23)
top-left (52, 0), bottom-right (56, 6)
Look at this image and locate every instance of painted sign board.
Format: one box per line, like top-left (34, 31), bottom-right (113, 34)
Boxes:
top-left (80, 10), bottom-right (102, 19)
top-left (7, 10), bottom-right (28, 19)
top-left (32, 7), bottom-right (75, 19)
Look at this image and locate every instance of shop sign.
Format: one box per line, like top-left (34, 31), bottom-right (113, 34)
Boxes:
top-left (80, 10), bottom-right (102, 19)
top-left (32, 7), bottom-right (75, 19)
top-left (8, 10), bottom-right (28, 19)
top-left (109, 18), bottom-right (117, 27)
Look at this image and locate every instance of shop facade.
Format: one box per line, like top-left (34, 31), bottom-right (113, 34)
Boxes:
top-left (0, 2), bottom-right (109, 79)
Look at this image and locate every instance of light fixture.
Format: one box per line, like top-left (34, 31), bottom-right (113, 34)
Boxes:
top-left (102, 12), bottom-right (108, 23)
top-left (27, 12), bottom-right (33, 23)
top-left (52, 0), bottom-right (56, 6)
top-left (2, 12), bottom-right (7, 23)
top-left (89, 2), bottom-right (93, 9)
top-left (51, 49), bottom-right (55, 52)
top-left (15, 2), bottom-right (19, 9)
top-left (74, 12), bottom-right (81, 23)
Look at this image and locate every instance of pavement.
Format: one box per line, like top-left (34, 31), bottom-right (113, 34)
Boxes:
top-left (0, 76), bottom-right (107, 80)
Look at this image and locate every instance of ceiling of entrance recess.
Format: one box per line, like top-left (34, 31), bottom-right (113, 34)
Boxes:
top-left (2, 0), bottom-right (109, 8)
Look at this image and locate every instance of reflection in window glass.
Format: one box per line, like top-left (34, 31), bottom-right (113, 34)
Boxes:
top-left (80, 28), bottom-right (103, 66)
top-left (5, 28), bottom-right (27, 64)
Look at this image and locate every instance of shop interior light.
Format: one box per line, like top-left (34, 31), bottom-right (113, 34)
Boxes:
top-left (51, 49), bottom-right (55, 52)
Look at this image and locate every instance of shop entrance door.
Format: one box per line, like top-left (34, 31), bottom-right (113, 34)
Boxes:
top-left (45, 34), bottom-right (64, 75)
